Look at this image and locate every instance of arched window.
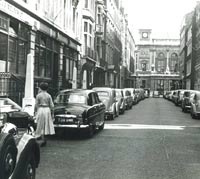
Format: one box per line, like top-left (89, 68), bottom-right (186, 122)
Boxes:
top-left (157, 52), bottom-right (165, 72)
top-left (141, 60), bottom-right (148, 71)
top-left (170, 53), bottom-right (178, 72)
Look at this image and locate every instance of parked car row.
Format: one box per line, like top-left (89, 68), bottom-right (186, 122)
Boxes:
top-left (164, 89), bottom-right (200, 119)
top-left (53, 87), bottom-right (147, 138)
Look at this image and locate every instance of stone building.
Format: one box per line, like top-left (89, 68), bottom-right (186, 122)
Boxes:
top-left (180, 1), bottom-right (200, 91)
top-left (193, 3), bottom-right (200, 91)
top-left (180, 11), bottom-right (194, 89)
top-left (120, 8), bottom-right (136, 88)
top-left (79, 0), bottom-right (96, 89)
top-left (102, 0), bottom-right (122, 88)
top-left (134, 29), bottom-right (180, 93)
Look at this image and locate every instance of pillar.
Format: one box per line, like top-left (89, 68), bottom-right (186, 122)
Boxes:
top-left (166, 49), bottom-right (170, 73)
top-left (22, 30), bottom-right (36, 116)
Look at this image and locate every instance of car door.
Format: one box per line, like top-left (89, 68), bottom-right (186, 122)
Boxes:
top-left (191, 94), bottom-right (197, 113)
top-left (88, 92), bottom-right (99, 125)
top-left (94, 92), bottom-right (105, 126)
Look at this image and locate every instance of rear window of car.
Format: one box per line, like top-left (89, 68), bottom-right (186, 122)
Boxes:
top-left (184, 92), bottom-right (190, 97)
top-left (96, 91), bottom-right (109, 97)
top-left (56, 93), bottom-right (86, 104)
top-left (116, 91), bottom-right (122, 97)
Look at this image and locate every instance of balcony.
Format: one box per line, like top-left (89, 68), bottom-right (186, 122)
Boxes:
top-left (84, 47), bottom-right (96, 60)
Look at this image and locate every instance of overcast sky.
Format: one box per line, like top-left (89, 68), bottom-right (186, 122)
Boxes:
top-left (123, 0), bottom-right (198, 39)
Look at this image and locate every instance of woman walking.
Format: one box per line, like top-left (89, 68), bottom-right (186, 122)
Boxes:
top-left (34, 82), bottom-right (55, 146)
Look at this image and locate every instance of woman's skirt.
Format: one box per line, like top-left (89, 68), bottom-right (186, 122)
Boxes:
top-left (35, 107), bottom-right (55, 137)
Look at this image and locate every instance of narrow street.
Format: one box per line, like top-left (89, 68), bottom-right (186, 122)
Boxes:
top-left (37, 98), bottom-right (200, 179)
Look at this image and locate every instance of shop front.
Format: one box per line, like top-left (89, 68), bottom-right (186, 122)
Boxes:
top-left (0, 1), bottom-right (81, 104)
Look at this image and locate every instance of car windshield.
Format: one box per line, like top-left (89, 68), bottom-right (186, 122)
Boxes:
top-left (0, 98), bottom-right (22, 112)
top-left (56, 92), bottom-right (86, 104)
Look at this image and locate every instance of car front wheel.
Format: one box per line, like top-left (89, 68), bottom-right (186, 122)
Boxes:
top-left (85, 124), bottom-right (94, 138)
top-left (0, 133), bottom-right (17, 179)
top-left (23, 154), bottom-right (36, 179)
top-left (191, 108), bottom-right (196, 119)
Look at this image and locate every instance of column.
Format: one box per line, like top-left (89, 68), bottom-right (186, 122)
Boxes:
top-left (153, 50), bottom-right (156, 72)
top-left (22, 30), bottom-right (36, 116)
top-left (166, 49), bottom-right (170, 73)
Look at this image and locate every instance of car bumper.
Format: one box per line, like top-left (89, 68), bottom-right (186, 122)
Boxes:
top-left (185, 105), bottom-right (191, 109)
top-left (54, 124), bottom-right (89, 128)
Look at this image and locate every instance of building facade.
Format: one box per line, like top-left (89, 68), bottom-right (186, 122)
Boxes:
top-left (79, 0), bottom-right (96, 89)
top-left (134, 29), bottom-right (180, 93)
top-left (0, 0), bottom-right (81, 104)
top-left (179, 12), bottom-right (193, 89)
top-left (180, 2), bottom-right (200, 91)
top-left (93, 0), bottom-right (106, 87)
top-left (193, 3), bottom-right (200, 91)
top-left (103, 0), bottom-right (122, 88)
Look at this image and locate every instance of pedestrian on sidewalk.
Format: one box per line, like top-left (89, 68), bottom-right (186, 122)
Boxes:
top-left (34, 82), bottom-right (55, 147)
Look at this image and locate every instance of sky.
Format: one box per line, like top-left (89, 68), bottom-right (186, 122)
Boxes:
top-left (123, 0), bottom-right (198, 39)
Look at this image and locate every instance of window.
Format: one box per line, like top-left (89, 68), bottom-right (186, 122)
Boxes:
top-left (94, 92), bottom-right (101, 103)
top-left (83, 21), bottom-right (94, 55)
top-left (97, 7), bottom-right (101, 25)
top-left (97, 37), bottom-right (101, 58)
top-left (84, 22), bottom-right (88, 32)
top-left (170, 53), bottom-right (178, 72)
top-left (89, 24), bottom-right (92, 34)
top-left (34, 33), bottom-right (54, 78)
top-left (141, 63), bottom-right (147, 71)
top-left (8, 37), bottom-right (17, 73)
top-left (18, 40), bottom-right (27, 75)
top-left (46, 50), bottom-right (52, 77)
top-left (85, 0), bottom-right (88, 8)
top-left (0, 15), bottom-right (8, 31)
top-left (157, 52), bottom-right (165, 72)
top-left (39, 48), bottom-right (45, 77)
top-left (88, 94), bottom-right (93, 106)
top-left (186, 60), bottom-right (191, 76)
top-left (157, 60), bottom-right (164, 72)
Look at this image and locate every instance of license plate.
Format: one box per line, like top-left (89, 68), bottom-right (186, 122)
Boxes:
top-left (57, 118), bottom-right (74, 123)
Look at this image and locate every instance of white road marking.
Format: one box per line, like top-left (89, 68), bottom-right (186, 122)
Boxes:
top-left (105, 124), bottom-right (185, 130)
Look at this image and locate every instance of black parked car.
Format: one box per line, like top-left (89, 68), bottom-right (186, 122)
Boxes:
top-left (0, 97), bottom-right (40, 179)
top-left (54, 89), bottom-right (106, 138)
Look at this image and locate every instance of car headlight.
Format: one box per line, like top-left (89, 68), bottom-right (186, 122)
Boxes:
top-left (1, 123), bottom-right (18, 135)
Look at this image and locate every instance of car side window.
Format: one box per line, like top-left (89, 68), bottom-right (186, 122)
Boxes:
top-left (194, 94), bottom-right (197, 101)
top-left (94, 92), bottom-right (101, 103)
top-left (88, 93), bottom-right (96, 105)
top-left (87, 94), bottom-right (93, 106)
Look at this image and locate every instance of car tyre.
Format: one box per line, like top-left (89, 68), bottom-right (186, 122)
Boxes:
top-left (0, 133), bottom-right (17, 179)
top-left (86, 124), bottom-right (94, 138)
top-left (191, 109), bottom-right (196, 119)
top-left (22, 154), bottom-right (36, 179)
top-left (110, 114), bottom-right (114, 120)
top-left (99, 122), bottom-right (105, 130)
